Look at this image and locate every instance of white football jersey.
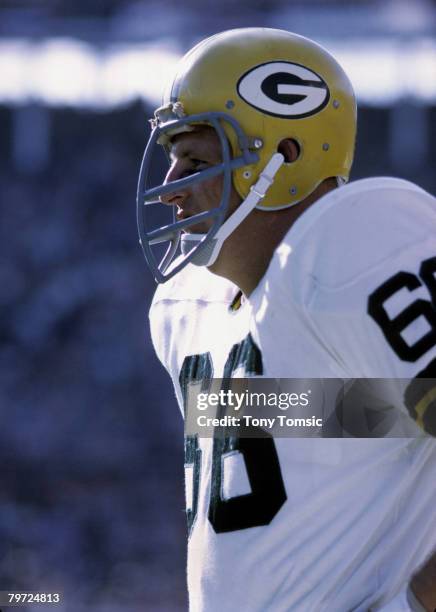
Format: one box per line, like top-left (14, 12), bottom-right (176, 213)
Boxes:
top-left (149, 177), bottom-right (436, 612)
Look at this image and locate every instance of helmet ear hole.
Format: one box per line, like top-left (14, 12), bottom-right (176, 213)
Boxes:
top-left (277, 138), bottom-right (300, 164)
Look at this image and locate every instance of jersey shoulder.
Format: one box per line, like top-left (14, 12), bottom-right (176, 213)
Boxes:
top-left (151, 258), bottom-right (238, 309)
top-left (275, 177), bottom-right (435, 292)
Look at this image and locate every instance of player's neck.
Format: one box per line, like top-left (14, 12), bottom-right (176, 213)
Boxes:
top-left (208, 178), bottom-right (338, 297)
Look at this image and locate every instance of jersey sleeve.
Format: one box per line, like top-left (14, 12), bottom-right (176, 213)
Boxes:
top-left (298, 179), bottom-right (436, 435)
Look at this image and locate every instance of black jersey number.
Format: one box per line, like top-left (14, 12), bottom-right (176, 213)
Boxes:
top-left (179, 352), bottom-right (213, 534)
top-left (180, 334), bottom-right (287, 535)
top-left (368, 256), bottom-right (436, 362)
top-left (208, 433), bottom-right (287, 533)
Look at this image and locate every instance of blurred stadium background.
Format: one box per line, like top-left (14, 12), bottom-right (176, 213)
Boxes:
top-left (1, 0), bottom-right (435, 610)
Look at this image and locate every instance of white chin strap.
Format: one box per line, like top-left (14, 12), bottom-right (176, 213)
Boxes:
top-left (181, 153), bottom-right (284, 267)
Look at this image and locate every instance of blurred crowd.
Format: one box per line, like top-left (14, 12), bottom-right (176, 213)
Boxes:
top-left (1, 102), bottom-right (186, 611)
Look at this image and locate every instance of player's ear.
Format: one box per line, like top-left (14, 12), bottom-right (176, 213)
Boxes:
top-left (278, 138), bottom-right (300, 163)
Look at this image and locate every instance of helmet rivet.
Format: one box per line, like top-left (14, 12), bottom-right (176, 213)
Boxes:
top-left (243, 170), bottom-right (252, 179)
top-left (290, 186), bottom-right (297, 195)
top-left (322, 143), bottom-right (330, 151)
top-left (253, 138), bottom-right (263, 149)
top-left (333, 99), bottom-right (340, 109)
top-left (225, 100), bottom-right (235, 109)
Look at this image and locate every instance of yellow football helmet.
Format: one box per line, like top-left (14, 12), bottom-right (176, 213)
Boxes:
top-left (137, 28), bottom-right (357, 282)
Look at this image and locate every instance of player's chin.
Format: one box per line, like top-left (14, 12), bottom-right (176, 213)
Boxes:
top-left (183, 222), bottom-right (212, 234)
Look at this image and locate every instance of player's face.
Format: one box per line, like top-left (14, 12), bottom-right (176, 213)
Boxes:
top-left (160, 126), bottom-right (241, 233)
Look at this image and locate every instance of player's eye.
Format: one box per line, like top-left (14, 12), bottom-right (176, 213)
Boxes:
top-left (191, 158), bottom-right (209, 170)
top-left (179, 159), bottom-right (209, 178)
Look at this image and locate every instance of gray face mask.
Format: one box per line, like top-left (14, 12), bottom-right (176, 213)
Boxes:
top-left (136, 108), bottom-right (260, 284)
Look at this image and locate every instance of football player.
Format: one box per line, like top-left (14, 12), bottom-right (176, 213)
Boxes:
top-left (137, 28), bottom-right (436, 611)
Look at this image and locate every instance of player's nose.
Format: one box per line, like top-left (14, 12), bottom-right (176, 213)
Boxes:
top-left (159, 163), bottom-right (188, 206)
